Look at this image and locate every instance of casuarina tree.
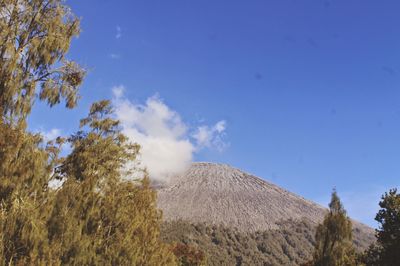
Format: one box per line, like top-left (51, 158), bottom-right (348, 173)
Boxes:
top-left (0, 1), bottom-right (177, 264)
top-left (310, 190), bottom-right (356, 266)
top-left (363, 189), bottom-right (400, 266)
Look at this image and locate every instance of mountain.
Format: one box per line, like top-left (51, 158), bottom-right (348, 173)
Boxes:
top-left (157, 162), bottom-right (372, 234)
top-left (157, 162), bottom-right (375, 265)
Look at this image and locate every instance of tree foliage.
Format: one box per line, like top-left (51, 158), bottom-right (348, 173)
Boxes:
top-left (162, 219), bottom-right (326, 266)
top-left (363, 189), bottom-right (400, 266)
top-left (0, 0), bottom-right (84, 125)
top-left (310, 190), bottom-right (356, 266)
top-left (47, 100), bottom-right (176, 265)
top-left (0, 0), bottom-right (177, 265)
top-left (0, 123), bottom-right (56, 264)
top-left (171, 243), bottom-right (207, 266)
top-left (162, 218), bottom-right (375, 266)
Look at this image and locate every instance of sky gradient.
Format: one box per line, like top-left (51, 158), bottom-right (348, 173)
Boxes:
top-left (29, 0), bottom-right (400, 227)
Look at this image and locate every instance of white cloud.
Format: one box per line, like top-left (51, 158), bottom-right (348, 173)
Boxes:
top-left (214, 120), bottom-right (226, 133)
top-left (192, 120), bottom-right (228, 152)
top-left (42, 128), bottom-right (61, 142)
top-left (37, 128), bottom-right (71, 155)
top-left (112, 86), bottom-right (228, 182)
top-left (112, 85), bottom-right (125, 98)
top-left (109, 53), bottom-right (121, 59)
top-left (116, 26), bottom-right (122, 39)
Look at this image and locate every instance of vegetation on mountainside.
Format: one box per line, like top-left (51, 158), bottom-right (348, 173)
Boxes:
top-left (0, 0), bottom-right (176, 264)
top-left (161, 218), bottom-right (373, 266)
top-left (170, 242), bottom-right (207, 266)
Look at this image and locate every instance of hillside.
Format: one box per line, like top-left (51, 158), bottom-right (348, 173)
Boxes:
top-left (157, 162), bottom-right (373, 233)
top-left (157, 162), bottom-right (375, 265)
top-left (161, 219), bottom-right (317, 265)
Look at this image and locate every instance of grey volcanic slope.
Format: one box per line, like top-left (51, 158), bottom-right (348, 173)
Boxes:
top-left (157, 162), bottom-right (373, 238)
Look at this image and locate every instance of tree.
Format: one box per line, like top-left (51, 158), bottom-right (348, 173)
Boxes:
top-left (363, 189), bottom-right (400, 266)
top-left (0, 0), bottom-right (84, 263)
top-left (47, 101), bottom-right (176, 265)
top-left (0, 0), bottom-right (84, 206)
top-left (0, 0), bottom-right (84, 126)
top-left (310, 190), bottom-right (356, 266)
top-left (0, 1), bottom-right (177, 264)
top-left (0, 125), bottom-right (61, 264)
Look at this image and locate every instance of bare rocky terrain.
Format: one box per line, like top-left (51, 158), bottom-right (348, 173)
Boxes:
top-left (157, 162), bottom-right (375, 265)
top-left (158, 162), bottom-right (373, 235)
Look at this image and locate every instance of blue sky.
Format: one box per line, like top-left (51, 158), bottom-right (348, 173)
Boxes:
top-left (29, 0), bottom-right (400, 227)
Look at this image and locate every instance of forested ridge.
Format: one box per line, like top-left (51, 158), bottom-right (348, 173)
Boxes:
top-left (161, 218), bottom-right (374, 266)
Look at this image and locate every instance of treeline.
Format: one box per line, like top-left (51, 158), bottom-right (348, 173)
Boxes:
top-left (161, 190), bottom-right (399, 266)
top-left (161, 219), bottom-right (318, 265)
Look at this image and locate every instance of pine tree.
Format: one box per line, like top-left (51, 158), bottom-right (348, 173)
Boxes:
top-left (363, 189), bottom-right (400, 266)
top-left (311, 190), bottom-right (356, 266)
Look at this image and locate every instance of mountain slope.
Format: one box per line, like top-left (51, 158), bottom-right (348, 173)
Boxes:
top-left (161, 219), bottom-right (317, 265)
top-left (157, 162), bottom-right (375, 265)
top-left (157, 162), bottom-right (372, 234)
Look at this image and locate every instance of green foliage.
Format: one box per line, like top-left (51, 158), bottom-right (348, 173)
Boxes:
top-left (0, 114), bottom-right (57, 264)
top-left (0, 1), bottom-right (177, 265)
top-left (0, 0), bottom-right (85, 125)
top-left (310, 190), bottom-right (356, 266)
top-left (363, 189), bottom-right (400, 266)
top-left (162, 217), bottom-right (373, 266)
top-left (47, 101), bottom-right (176, 265)
top-left (0, 101), bottom-right (178, 265)
top-left (171, 243), bottom-right (207, 266)
top-left (161, 219), bottom-right (317, 266)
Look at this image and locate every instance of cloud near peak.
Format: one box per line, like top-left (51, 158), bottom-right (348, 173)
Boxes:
top-left (192, 120), bottom-right (228, 152)
top-left (112, 86), bottom-right (228, 182)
